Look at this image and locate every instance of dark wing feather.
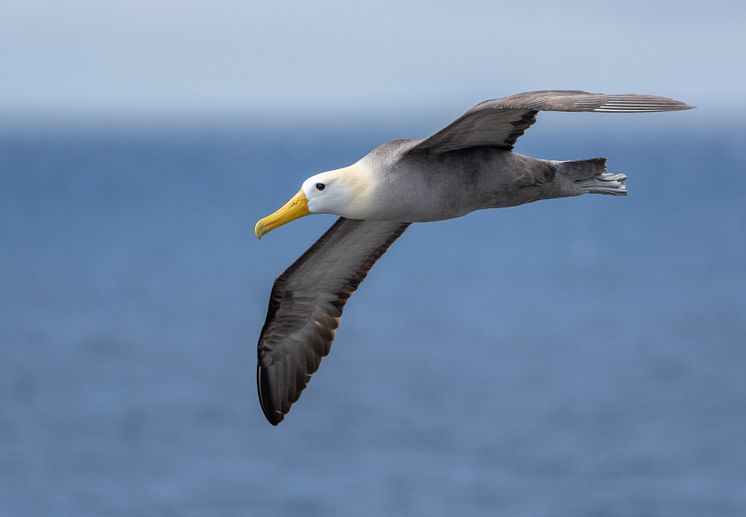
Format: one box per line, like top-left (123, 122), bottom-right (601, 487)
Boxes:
top-left (257, 217), bottom-right (409, 425)
top-left (408, 90), bottom-right (693, 154)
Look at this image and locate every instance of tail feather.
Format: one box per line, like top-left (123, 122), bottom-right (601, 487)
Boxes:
top-left (577, 171), bottom-right (628, 195)
top-left (554, 157), bottom-right (627, 196)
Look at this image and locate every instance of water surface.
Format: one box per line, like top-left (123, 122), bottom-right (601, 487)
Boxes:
top-left (1, 118), bottom-right (745, 516)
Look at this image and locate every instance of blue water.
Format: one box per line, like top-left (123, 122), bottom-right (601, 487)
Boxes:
top-left (1, 116), bottom-right (745, 516)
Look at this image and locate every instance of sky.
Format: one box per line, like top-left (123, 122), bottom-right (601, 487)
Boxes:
top-left (1, 0), bottom-right (744, 121)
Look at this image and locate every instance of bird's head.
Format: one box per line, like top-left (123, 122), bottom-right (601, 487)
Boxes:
top-left (254, 163), bottom-right (372, 239)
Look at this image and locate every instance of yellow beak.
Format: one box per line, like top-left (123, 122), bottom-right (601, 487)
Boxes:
top-left (254, 190), bottom-right (310, 239)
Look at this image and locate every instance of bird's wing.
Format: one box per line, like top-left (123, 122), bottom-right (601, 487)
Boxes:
top-left (408, 90), bottom-right (693, 154)
top-left (257, 217), bottom-right (409, 425)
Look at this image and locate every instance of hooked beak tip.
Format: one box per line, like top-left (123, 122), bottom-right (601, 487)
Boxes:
top-left (253, 190), bottom-right (309, 240)
top-left (254, 222), bottom-right (265, 240)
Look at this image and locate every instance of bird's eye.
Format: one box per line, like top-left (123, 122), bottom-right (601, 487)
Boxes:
top-left (315, 183), bottom-right (325, 191)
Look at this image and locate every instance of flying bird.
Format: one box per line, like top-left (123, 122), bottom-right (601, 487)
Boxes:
top-left (253, 90), bottom-right (693, 425)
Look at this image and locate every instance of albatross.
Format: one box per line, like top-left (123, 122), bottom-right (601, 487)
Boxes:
top-left (253, 90), bottom-right (692, 425)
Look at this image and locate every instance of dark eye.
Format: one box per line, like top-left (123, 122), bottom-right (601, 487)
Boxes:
top-left (315, 183), bottom-right (325, 191)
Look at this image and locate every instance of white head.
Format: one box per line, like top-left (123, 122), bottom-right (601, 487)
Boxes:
top-left (300, 169), bottom-right (361, 215)
top-left (254, 163), bottom-right (372, 238)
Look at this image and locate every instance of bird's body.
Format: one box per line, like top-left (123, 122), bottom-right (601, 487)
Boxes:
top-left (253, 90), bottom-right (693, 425)
top-left (348, 143), bottom-right (611, 222)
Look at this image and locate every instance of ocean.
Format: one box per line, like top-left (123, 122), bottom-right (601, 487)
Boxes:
top-left (1, 114), bottom-right (745, 516)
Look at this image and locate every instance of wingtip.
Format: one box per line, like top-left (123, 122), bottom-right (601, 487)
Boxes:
top-left (266, 413), bottom-right (283, 426)
top-left (666, 96), bottom-right (695, 110)
top-left (593, 94), bottom-right (696, 113)
top-left (670, 100), bottom-right (696, 110)
top-left (260, 404), bottom-right (285, 426)
top-left (257, 364), bottom-right (286, 426)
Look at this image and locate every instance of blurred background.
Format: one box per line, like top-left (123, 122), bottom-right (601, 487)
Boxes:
top-left (1, 1), bottom-right (745, 516)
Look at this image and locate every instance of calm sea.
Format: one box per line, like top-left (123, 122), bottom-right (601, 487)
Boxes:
top-left (1, 114), bottom-right (745, 516)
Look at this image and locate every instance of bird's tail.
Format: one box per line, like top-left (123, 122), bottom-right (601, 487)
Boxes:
top-left (554, 157), bottom-right (627, 196)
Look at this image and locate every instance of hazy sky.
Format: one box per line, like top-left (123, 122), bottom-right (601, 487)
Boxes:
top-left (2, 0), bottom-right (744, 119)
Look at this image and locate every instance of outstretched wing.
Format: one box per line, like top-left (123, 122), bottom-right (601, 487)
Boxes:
top-left (257, 217), bottom-right (409, 425)
top-left (408, 90), bottom-right (693, 154)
